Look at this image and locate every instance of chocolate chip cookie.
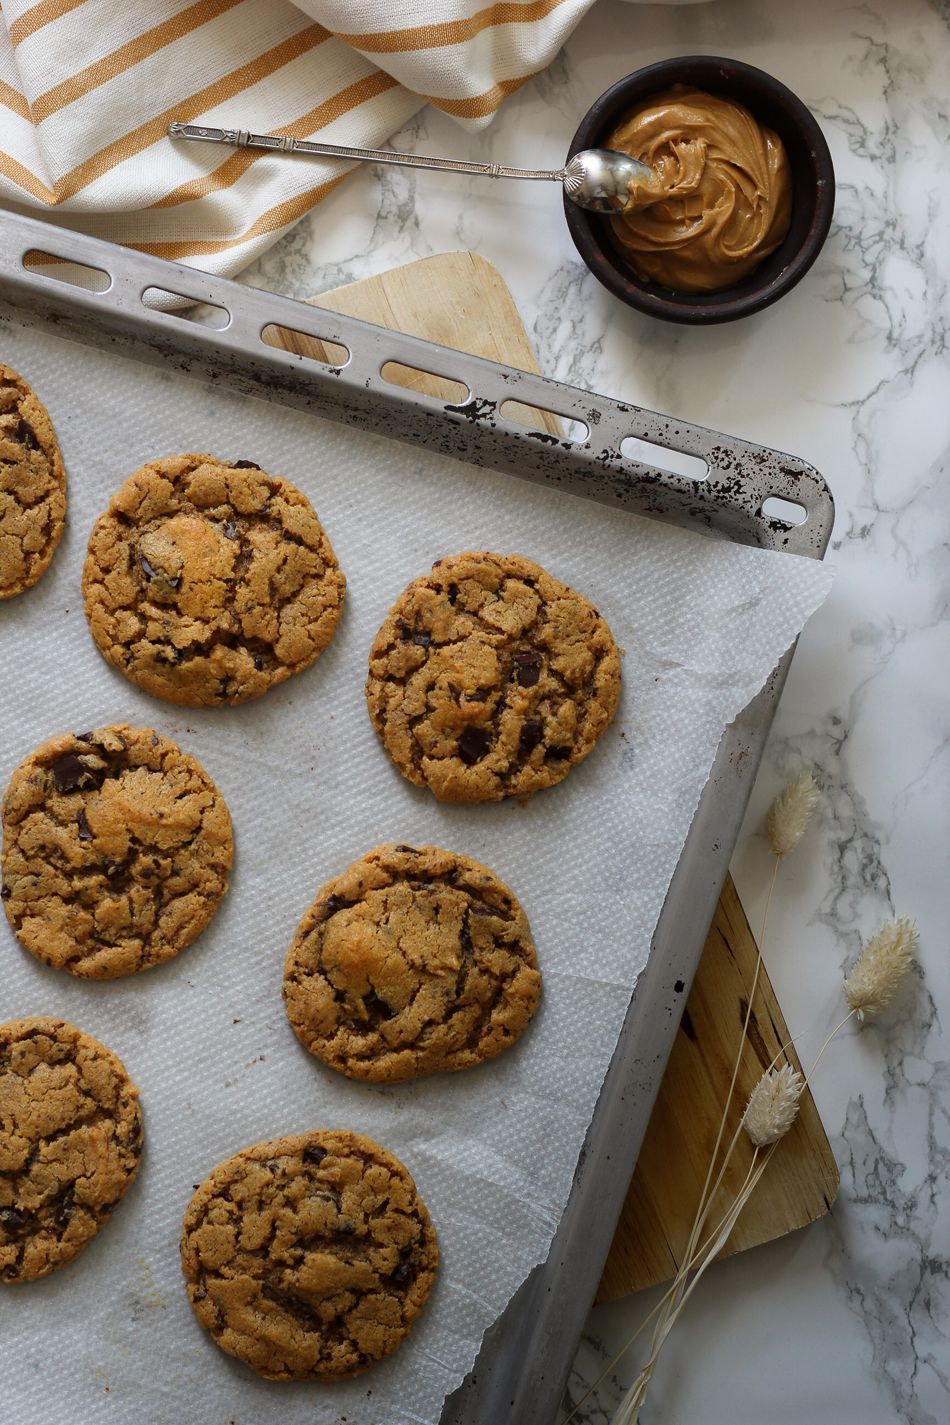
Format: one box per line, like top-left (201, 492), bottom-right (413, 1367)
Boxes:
top-left (0, 1018), bottom-right (143, 1283)
top-left (1, 724), bottom-right (233, 979)
top-left (181, 1131), bottom-right (438, 1381)
top-left (82, 454), bottom-right (345, 706)
top-left (0, 363), bottom-right (67, 599)
top-left (365, 552), bottom-right (621, 802)
top-left (284, 843), bottom-right (541, 1082)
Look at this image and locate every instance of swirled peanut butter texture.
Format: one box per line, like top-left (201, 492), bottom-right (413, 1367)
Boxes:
top-left (607, 87), bottom-right (793, 293)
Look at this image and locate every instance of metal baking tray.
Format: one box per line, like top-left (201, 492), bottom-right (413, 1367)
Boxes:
top-left (0, 209), bottom-right (833, 1424)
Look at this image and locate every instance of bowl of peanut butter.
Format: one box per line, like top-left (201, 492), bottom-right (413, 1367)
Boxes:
top-left (564, 56), bottom-right (835, 324)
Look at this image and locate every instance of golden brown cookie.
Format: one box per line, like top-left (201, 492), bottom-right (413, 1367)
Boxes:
top-left (0, 1018), bottom-right (143, 1284)
top-left (0, 363), bottom-right (67, 599)
top-left (284, 843), bottom-right (541, 1082)
top-left (181, 1131), bottom-right (438, 1381)
top-left (1, 724), bottom-right (233, 979)
top-left (365, 552), bottom-right (621, 803)
top-left (82, 453), bottom-right (345, 707)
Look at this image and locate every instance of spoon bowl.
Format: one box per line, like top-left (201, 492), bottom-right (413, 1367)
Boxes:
top-left (563, 149), bottom-right (656, 212)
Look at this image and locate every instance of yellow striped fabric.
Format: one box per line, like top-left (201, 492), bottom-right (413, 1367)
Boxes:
top-left (0, 0), bottom-right (598, 277)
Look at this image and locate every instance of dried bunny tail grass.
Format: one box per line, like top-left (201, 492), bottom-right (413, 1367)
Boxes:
top-left (742, 1064), bottom-right (804, 1146)
top-left (844, 916), bottom-right (918, 1022)
top-left (605, 1145), bottom-right (779, 1424)
top-left (766, 770), bottom-right (819, 858)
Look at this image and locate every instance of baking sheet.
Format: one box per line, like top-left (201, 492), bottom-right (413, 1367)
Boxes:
top-left (0, 318), bottom-right (831, 1425)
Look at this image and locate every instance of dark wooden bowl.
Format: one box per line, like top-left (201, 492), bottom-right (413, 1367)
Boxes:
top-left (564, 56), bottom-right (835, 325)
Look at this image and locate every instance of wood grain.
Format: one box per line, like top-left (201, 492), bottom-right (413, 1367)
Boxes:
top-left (597, 874), bottom-right (839, 1300)
top-left (272, 250), bottom-right (839, 1301)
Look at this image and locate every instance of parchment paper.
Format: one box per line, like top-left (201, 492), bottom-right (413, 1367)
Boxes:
top-left (0, 318), bottom-right (832, 1424)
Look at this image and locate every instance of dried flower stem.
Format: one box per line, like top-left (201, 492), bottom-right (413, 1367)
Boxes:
top-left (561, 1150), bottom-right (772, 1425)
top-left (623, 1063), bottom-right (806, 1418)
top-left (806, 1009), bottom-right (856, 1079)
top-left (566, 1053), bottom-right (812, 1423)
top-left (591, 774), bottom-right (818, 1425)
top-left (612, 1020), bottom-right (844, 1423)
top-left (610, 1149), bottom-right (777, 1424)
top-left (631, 989), bottom-right (884, 1425)
top-left (675, 772), bottom-right (817, 1263)
top-left (697, 859), bottom-right (779, 1200)
top-left (589, 915), bottom-right (915, 1425)
top-left (649, 859), bottom-right (780, 1347)
top-left (568, 781), bottom-right (918, 1425)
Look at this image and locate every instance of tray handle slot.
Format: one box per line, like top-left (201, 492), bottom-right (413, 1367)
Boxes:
top-left (21, 249), bottom-right (112, 294)
top-left (380, 359), bottom-right (469, 405)
top-left (142, 287), bottom-right (230, 328)
top-left (260, 321), bottom-right (349, 369)
top-left (620, 435), bottom-right (709, 482)
top-left (498, 398), bottom-right (589, 444)
top-left (761, 495), bottom-right (808, 527)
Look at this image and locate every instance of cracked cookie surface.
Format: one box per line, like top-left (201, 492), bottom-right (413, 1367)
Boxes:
top-left (181, 1131), bottom-right (438, 1381)
top-left (0, 363), bottom-right (67, 599)
top-left (0, 1018), bottom-right (143, 1283)
top-left (365, 551), bottom-right (621, 802)
top-left (284, 843), bottom-right (541, 1082)
top-left (1, 724), bottom-right (233, 979)
top-left (82, 453), bottom-right (345, 707)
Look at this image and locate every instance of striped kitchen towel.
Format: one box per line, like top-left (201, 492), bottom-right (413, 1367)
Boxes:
top-left (0, 0), bottom-right (683, 280)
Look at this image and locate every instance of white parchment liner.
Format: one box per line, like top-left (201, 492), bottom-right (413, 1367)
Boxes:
top-left (0, 321), bottom-right (832, 1423)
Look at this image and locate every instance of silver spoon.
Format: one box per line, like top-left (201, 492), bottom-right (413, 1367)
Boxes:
top-left (167, 121), bottom-right (657, 214)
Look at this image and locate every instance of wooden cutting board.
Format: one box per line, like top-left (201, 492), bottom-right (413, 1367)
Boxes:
top-left (268, 251), bottom-right (839, 1300)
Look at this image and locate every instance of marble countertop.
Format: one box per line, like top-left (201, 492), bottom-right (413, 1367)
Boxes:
top-left (241, 2), bottom-right (948, 1420)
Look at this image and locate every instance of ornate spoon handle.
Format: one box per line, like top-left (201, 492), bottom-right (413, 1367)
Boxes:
top-left (168, 122), bottom-right (568, 184)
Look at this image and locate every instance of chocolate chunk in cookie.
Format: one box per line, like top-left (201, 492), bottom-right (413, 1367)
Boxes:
top-left (0, 1018), bottom-right (143, 1283)
top-left (283, 843), bottom-right (541, 1082)
top-left (1, 724), bottom-right (233, 979)
top-left (81, 453), bottom-right (345, 707)
top-left (180, 1131), bottom-right (438, 1380)
top-left (365, 552), bottom-right (621, 802)
top-left (0, 364), bottom-right (67, 599)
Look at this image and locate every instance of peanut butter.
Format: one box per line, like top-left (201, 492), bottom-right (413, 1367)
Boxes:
top-left (607, 86), bottom-right (792, 294)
